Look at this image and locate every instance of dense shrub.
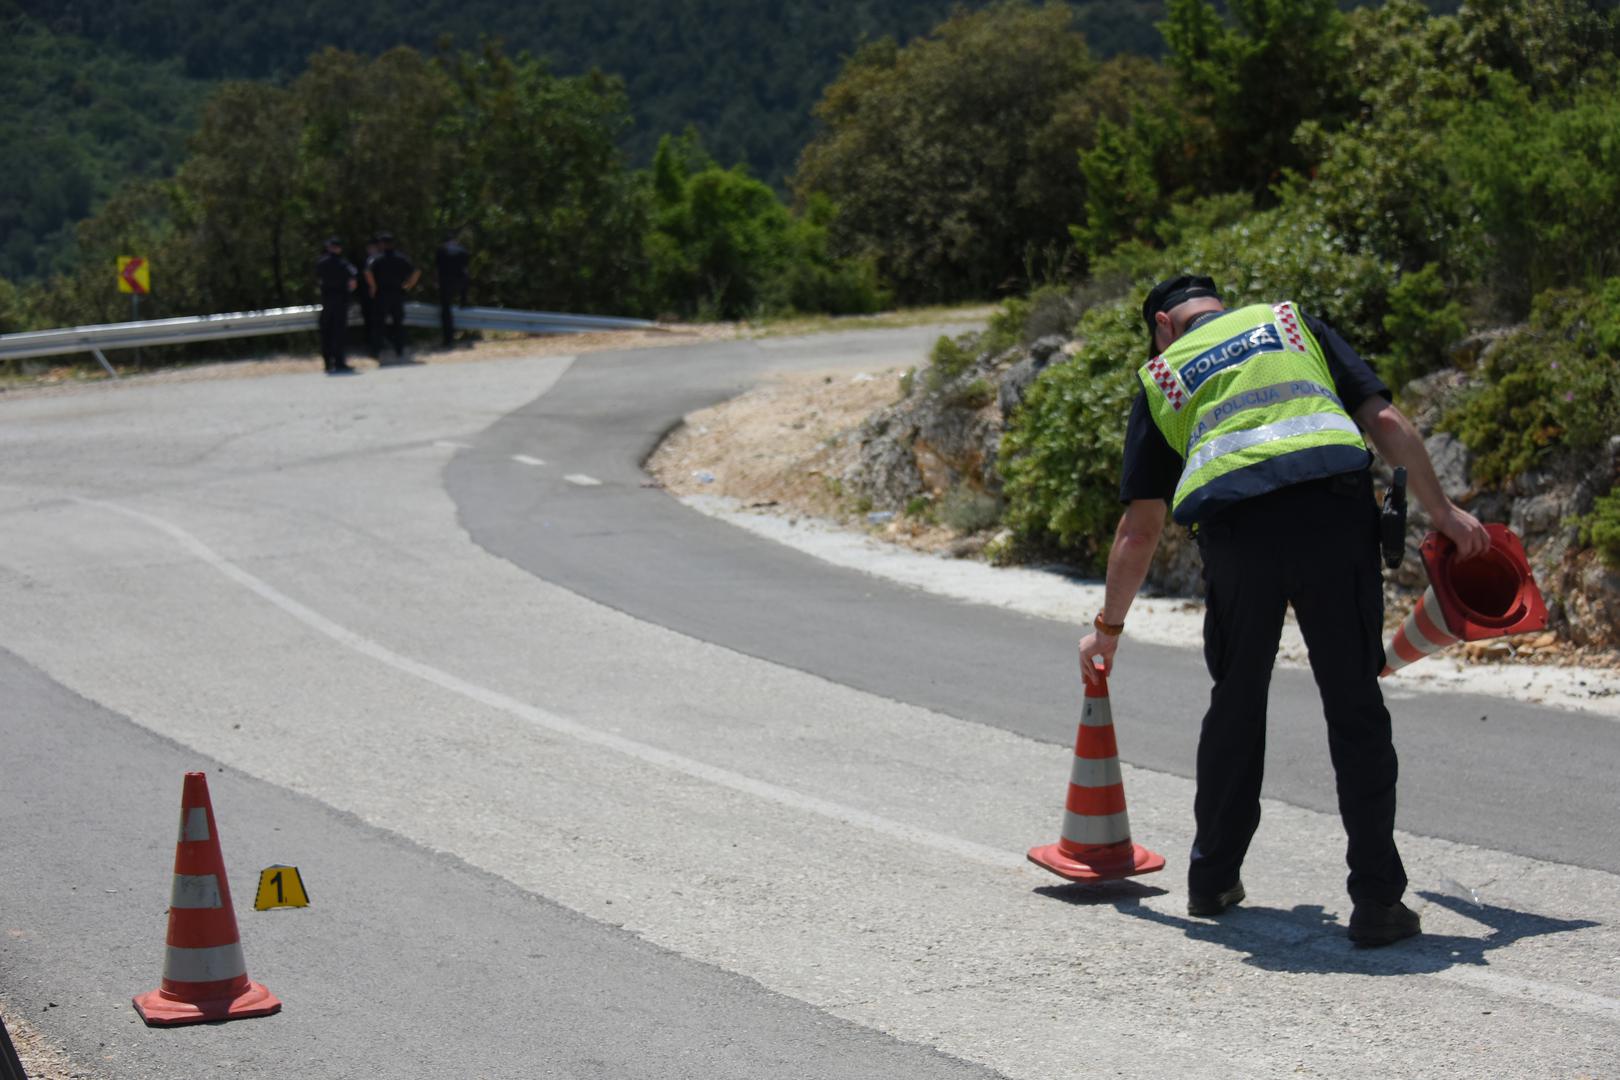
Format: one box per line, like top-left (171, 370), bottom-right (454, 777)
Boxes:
top-left (999, 301), bottom-right (1142, 560)
top-left (1443, 281), bottom-right (1620, 486)
top-left (1442, 69), bottom-right (1620, 312)
top-left (1579, 491), bottom-right (1620, 570)
top-left (1380, 263), bottom-right (1468, 389)
top-left (939, 485), bottom-right (1003, 533)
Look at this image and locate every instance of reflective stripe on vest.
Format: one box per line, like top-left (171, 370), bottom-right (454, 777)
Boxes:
top-left (1181, 412), bottom-right (1363, 487)
top-left (1139, 301), bottom-right (1369, 524)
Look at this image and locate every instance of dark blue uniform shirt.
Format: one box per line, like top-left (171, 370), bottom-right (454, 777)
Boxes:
top-left (1119, 311), bottom-right (1391, 504)
top-left (368, 250), bottom-right (416, 299)
top-left (315, 252), bottom-right (356, 299)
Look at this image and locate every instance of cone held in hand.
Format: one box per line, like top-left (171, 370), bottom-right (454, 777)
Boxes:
top-left (1382, 524), bottom-right (1547, 676)
top-left (1027, 670), bottom-right (1165, 881)
top-left (133, 771), bottom-right (281, 1026)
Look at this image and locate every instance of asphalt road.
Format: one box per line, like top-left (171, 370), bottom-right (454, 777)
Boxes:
top-left (1, 330), bottom-right (1616, 1079)
top-left (0, 644), bottom-right (999, 1080)
top-left (447, 330), bottom-right (1620, 875)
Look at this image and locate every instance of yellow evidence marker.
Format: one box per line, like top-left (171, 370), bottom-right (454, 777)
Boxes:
top-left (254, 865), bottom-right (311, 910)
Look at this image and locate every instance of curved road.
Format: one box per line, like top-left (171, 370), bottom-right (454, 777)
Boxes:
top-left (1, 329), bottom-right (1616, 1080)
top-left (447, 330), bottom-right (1620, 873)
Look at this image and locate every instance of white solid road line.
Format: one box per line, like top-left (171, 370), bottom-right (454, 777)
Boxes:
top-left (434, 440), bottom-right (473, 450)
top-left (512, 454), bottom-right (546, 466)
top-left (563, 474), bottom-right (602, 486)
top-left (73, 495), bottom-right (1022, 873)
top-left (72, 493), bottom-right (1620, 1024)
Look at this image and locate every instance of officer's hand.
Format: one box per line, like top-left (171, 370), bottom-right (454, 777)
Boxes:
top-left (1078, 631), bottom-right (1118, 688)
top-left (1436, 503), bottom-right (1490, 561)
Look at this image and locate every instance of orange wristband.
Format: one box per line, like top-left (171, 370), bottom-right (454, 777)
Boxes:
top-left (1094, 613), bottom-right (1125, 637)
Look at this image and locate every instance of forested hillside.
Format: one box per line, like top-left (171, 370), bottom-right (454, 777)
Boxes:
top-left (3, 0), bottom-right (1163, 284)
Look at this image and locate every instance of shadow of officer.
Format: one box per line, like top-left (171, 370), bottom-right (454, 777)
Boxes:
top-left (1100, 889), bottom-right (1596, 977)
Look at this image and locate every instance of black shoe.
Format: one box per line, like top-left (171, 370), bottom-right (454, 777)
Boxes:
top-left (1348, 899), bottom-right (1421, 947)
top-left (331, 363), bottom-right (357, 375)
top-left (1187, 880), bottom-right (1246, 917)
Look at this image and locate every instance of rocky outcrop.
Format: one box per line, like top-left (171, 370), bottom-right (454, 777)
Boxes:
top-left (842, 339), bottom-right (1027, 511)
top-left (841, 323), bottom-right (1620, 646)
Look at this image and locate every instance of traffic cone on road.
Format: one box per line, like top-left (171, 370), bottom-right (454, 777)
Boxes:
top-left (1382, 524), bottom-right (1547, 676)
top-left (133, 772), bottom-right (281, 1026)
top-left (1028, 671), bottom-right (1165, 882)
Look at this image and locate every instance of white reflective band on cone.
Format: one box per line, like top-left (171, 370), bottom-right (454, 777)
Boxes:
top-left (178, 807), bottom-right (210, 842)
top-left (1079, 699), bottom-right (1114, 727)
top-left (169, 874), bottom-right (222, 909)
top-left (1068, 756), bottom-right (1124, 789)
top-left (163, 942), bottom-right (247, 983)
top-left (1062, 810), bottom-right (1132, 847)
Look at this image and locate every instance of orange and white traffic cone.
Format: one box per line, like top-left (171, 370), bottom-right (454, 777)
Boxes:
top-left (1028, 671), bottom-right (1165, 882)
top-left (1382, 524), bottom-right (1548, 676)
top-left (1381, 584), bottom-right (1459, 676)
top-left (133, 772), bottom-right (281, 1026)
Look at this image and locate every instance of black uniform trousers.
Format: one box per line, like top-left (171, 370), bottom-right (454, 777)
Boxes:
top-left (356, 291), bottom-right (378, 357)
top-left (439, 279), bottom-right (467, 347)
top-left (318, 296), bottom-right (349, 370)
top-left (377, 296), bottom-right (408, 357)
top-left (1189, 470), bottom-right (1407, 905)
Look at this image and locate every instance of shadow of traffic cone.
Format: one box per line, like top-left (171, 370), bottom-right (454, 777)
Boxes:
top-left (133, 772), bottom-right (280, 1026)
top-left (1382, 524), bottom-right (1548, 676)
top-left (1027, 670), bottom-right (1165, 882)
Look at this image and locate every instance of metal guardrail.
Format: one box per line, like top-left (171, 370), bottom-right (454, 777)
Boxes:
top-left (0, 303), bottom-right (662, 374)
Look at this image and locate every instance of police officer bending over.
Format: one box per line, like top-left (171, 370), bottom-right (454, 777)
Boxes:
top-left (1076, 274), bottom-right (1489, 947)
top-left (314, 237), bottom-right (357, 375)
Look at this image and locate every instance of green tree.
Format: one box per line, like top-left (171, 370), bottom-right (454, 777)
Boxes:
top-left (1443, 70), bottom-right (1620, 311)
top-left (647, 133), bottom-right (793, 318)
top-left (794, 2), bottom-right (1100, 302)
top-left (440, 47), bottom-right (649, 313)
top-left (1159, 0), bottom-right (1353, 194)
top-left (171, 81), bottom-right (305, 309)
top-left (291, 46), bottom-right (459, 287)
top-left (646, 133), bottom-right (884, 319)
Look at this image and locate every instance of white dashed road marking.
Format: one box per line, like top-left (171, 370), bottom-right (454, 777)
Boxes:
top-left (512, 455), bottom-right (547, 466)
top-left (563, 474), bottom-right (602, 487)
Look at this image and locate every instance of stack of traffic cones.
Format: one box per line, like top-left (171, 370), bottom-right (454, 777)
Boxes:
top-left (1382, 524), bottom-right (1547, 676)
top-left (133, 772), bottom-right (280, 1026)
top-left (1027, 670), bottom-right (1165, 882)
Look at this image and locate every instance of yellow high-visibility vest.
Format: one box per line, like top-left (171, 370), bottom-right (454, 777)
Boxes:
top-left (1139, 301), bottom-right (1370, 524)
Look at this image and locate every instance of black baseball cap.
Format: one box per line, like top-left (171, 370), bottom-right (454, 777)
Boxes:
top-left (1143, 274), bottom-right (1220, 326)
top-left (325, 235), bottom-right (343, 246)
top-left (1142, 274), bottom-right (1220, 354)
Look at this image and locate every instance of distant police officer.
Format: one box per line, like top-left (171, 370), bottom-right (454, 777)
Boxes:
top-left (364, 231), bottom-right (420, 363)
top-left (434, 232), bottom-right (471, 349)
top-left (356, 238), bottom-right (382, 358)
top-left (314, 236), bottom-right (357, 375)
top-left (1076, 274), bottom-right (1489, 947)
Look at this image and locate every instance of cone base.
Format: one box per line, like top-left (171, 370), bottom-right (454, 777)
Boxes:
top-left (1027, 841), bottom-right (1166, 882)
top-left (133, 980), bottom-right (281, 1027)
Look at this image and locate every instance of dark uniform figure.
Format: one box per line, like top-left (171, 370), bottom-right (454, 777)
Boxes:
top-left (356, 240), bottom-right (381, 357)
top-left (1077, 274), bottom-right (1488, 948)
top-left (434, 234), bottom-right (471, 349)
top-left (314, 237), bottom-right (357, 374)
top-left (365, 232), bottom-right (420, 363)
